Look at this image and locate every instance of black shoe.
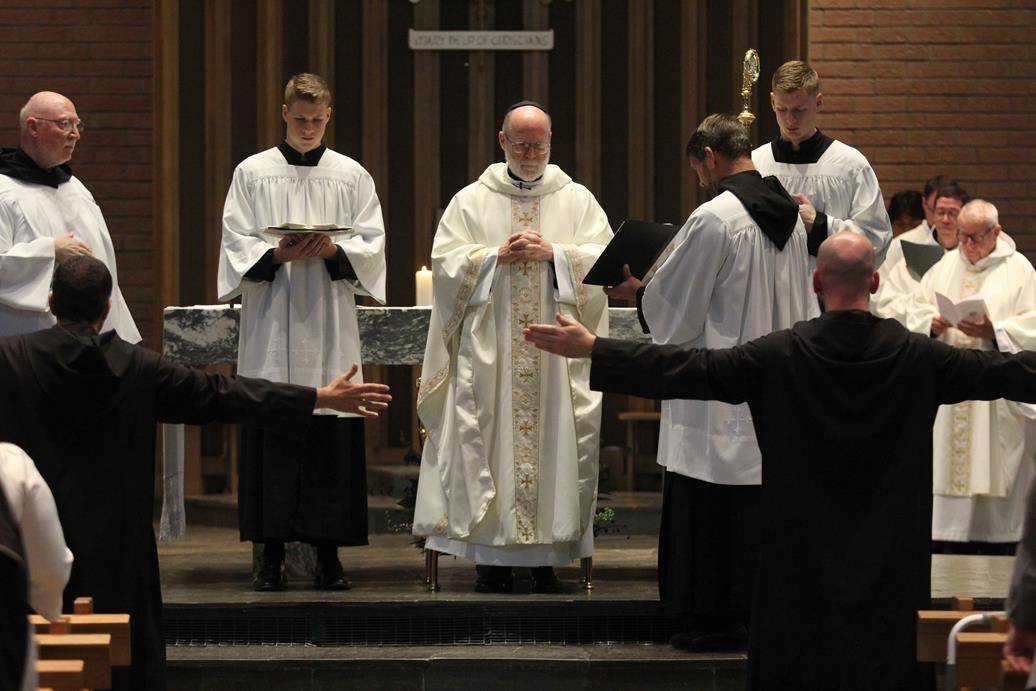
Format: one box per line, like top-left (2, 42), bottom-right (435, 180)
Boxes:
top-left (313, 558), bottom-right (351, 591)
top-left (474, 565), bottom-right (514, 593)
top-left (530, 566), bottom-right (565, 594)
top-left (252, 559), bottom-right (286, 592)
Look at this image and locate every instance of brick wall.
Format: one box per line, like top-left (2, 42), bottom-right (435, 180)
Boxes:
top-left (809, 0), bottom-right (1036, 258)
top-left (0, 1), bottom-right (155, 345)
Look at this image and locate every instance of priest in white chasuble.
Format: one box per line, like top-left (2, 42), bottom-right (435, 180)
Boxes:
top-left (0, 91), bottom-right (139, 342)
top-left (606, 113), bottom-right (817, 651)
top-left (752, 60), bottom-right (892, 265)
top-left (907, 200), bottom-right (1036, 549)
top-left (218, 73), bottom-right (387, 591)
top-left (872, 179), bottom-right (968, 324)
top-left (413, 102), bottom-right (612, 593)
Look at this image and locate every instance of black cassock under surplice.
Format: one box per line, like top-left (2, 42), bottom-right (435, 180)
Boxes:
top-left (237, 416), bottom-right (368, 546)
top-left (590, 309), bottom-right (1036, 690)
top-left (0, 324), bottom-right (316, 690)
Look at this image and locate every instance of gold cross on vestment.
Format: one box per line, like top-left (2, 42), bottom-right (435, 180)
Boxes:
top-left (517, 211), bottom-right (533, 226)
top-left (518, 261), bottom-right (533, 276)
top-left (518, 312), bottom-right (534, 329)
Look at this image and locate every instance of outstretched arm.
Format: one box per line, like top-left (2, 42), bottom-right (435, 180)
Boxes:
top-left (525, 313), bottom-right (760, 404)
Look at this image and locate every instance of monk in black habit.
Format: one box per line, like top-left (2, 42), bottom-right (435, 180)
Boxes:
top-left (0, 256), bottom-right (391, 690)
top-left (525, 232), bottom-right (1036, 690)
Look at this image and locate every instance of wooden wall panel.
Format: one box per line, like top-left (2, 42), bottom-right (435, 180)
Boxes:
top-left (627, 0), bottom-right (654, 220)
top-left (203, 0), bottom-right (231, 303)
top-left (309, 0), bottom-right (335, 147)
top-left (682, 0), bottom-right (708, 214)
top-left (522, 0), bottom-right (549, 106)
top-left (574, 0), bottom-right (601, 194)
top-left (413, 0), bottom-right (440, 270)
top-left (154, 0), bottom-right (179, 339)
top-left (256, 0), bottom-right (283, 149)
top-left (467, 1), bottom-right (495, 180)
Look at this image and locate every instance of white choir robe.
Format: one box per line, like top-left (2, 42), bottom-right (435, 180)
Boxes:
top-left (906, 234), bottom-right (1036, 542)
top-left (642, 191), bottom-right (818, 485)
top-left (217, 147), bottom-right (386, 407)
top-left (871, 221), bottom-right (944, 325)
top-left (0, 442), bottom-right (73, 691)
top-left (414, 162), bottom-right (611, 566)
top-left (752, 139), bottom-right (893, 266)
top-left (0, 174), bottom-right (140, 341)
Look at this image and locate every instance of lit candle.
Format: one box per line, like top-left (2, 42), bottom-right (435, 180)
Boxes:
top-left (415, 266), bottom-right (433, 306)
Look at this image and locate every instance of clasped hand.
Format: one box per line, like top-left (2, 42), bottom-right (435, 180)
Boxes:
top-left (500, 230), bottom-right (552, 264)
top-left (273, 233), bottom-right (338, 263)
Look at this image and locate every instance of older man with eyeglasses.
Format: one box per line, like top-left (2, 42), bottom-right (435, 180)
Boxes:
top-left (412, 101), bottom-right (613, 594)
top-left (0, 91), bottom-right (139, 342)
top-left (907, 199), bottom-right (1036, 553)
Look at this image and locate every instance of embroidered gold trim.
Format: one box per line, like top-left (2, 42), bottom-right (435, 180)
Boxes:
top-left (563, 244), bottom-right (588, 310)
top-left (945, 268), bottom-right (984, 496)
top-left (948, 399), bottom-right (973, 495)
top-left (510, 196), bottom-right (542, 543)
top-left (442, 251), bottom-right (486, 342)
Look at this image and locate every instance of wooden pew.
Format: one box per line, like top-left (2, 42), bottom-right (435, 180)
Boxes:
top-left (916, 598), bottom-right (1002, 663)
top-left (955, 630), bottom-right (1009, 688)
top-left (35, 658), bottom-right (85, 689)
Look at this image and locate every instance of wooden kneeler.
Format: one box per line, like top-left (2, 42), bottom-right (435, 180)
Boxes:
top-left (35, 658), bottom-right (85, 689)
top-left (35, 629), bottom-right (111, 690)
top-left (30, 598), bottom-right (131, 667)
top-left (423, 549), bottom-right (595, 591)
top-left (34, 597), bottom-right (125, 689)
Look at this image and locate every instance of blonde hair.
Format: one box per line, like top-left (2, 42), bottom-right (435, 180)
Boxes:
top-left (772, 60), bottom-right (821, 95)
top-left (284, 73), bottom-right (332, 106)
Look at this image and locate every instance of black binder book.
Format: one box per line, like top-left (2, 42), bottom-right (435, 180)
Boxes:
top-left (582, 219), bottom-right (678, 286)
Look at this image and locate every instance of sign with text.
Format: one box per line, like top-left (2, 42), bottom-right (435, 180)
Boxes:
top-left (408, 30), bottom-right (554, 51)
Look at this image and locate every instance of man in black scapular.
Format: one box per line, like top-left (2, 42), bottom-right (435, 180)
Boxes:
top-left (0, 255), bottom-right (391, 690)
top-left (525, 232), bottom-right (1036, 690)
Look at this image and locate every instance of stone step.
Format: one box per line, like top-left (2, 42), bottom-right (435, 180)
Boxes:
top-left (167, 643), bottom-right (746, 690)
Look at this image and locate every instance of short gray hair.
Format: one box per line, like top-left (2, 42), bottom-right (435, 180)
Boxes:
top-left (960, 199), bottom-right (999, 229)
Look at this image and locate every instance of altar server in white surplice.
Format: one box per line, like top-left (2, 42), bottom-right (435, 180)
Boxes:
top-left (906, 200), bottom-right (1036, 549)
top-left (752, 60), bottom-right (892, 266)
top-left (218, 73), bottom-right (386, 592)
top-left (871, 180), bottom-right (968, 325)
top-left (0, 91), bottom-right (139, 341)
top-left (413, 102), bottom-right (612, 593)
top-left (606, 114), bottom-right (817, 651)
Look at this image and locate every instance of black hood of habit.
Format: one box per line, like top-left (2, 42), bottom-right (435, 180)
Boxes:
top-left (0, 148), bottom-right (72, 188)
top-left (717, 170), bottom-right (800, 251)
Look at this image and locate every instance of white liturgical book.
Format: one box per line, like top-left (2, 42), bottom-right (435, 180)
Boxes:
top-left (936, 291), bottom-right (988, 325)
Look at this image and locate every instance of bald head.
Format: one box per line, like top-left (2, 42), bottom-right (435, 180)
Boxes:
top-left (19, 91), bottom-right (74, 130)
top-left (814, 232), bottom-right (878, 309)
top-left (18, 91), bottom-right (81, 169)
top-left (501, 104), bottom-right (551, 137)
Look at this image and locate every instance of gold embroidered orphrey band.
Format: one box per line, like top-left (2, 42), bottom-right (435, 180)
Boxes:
top-left (510, 196), bottom-right (542, 543)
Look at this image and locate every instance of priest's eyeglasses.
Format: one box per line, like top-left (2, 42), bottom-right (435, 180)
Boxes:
top-left (504, 135), bottom-right (550, 156)
top-left (956, 228), bottom-right (994, 246)
top-left (34, 117), bottom-right (85, 133)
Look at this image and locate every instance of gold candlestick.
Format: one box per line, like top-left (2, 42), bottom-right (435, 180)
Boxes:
top-left (737, 49), bottom-right (761, 129)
